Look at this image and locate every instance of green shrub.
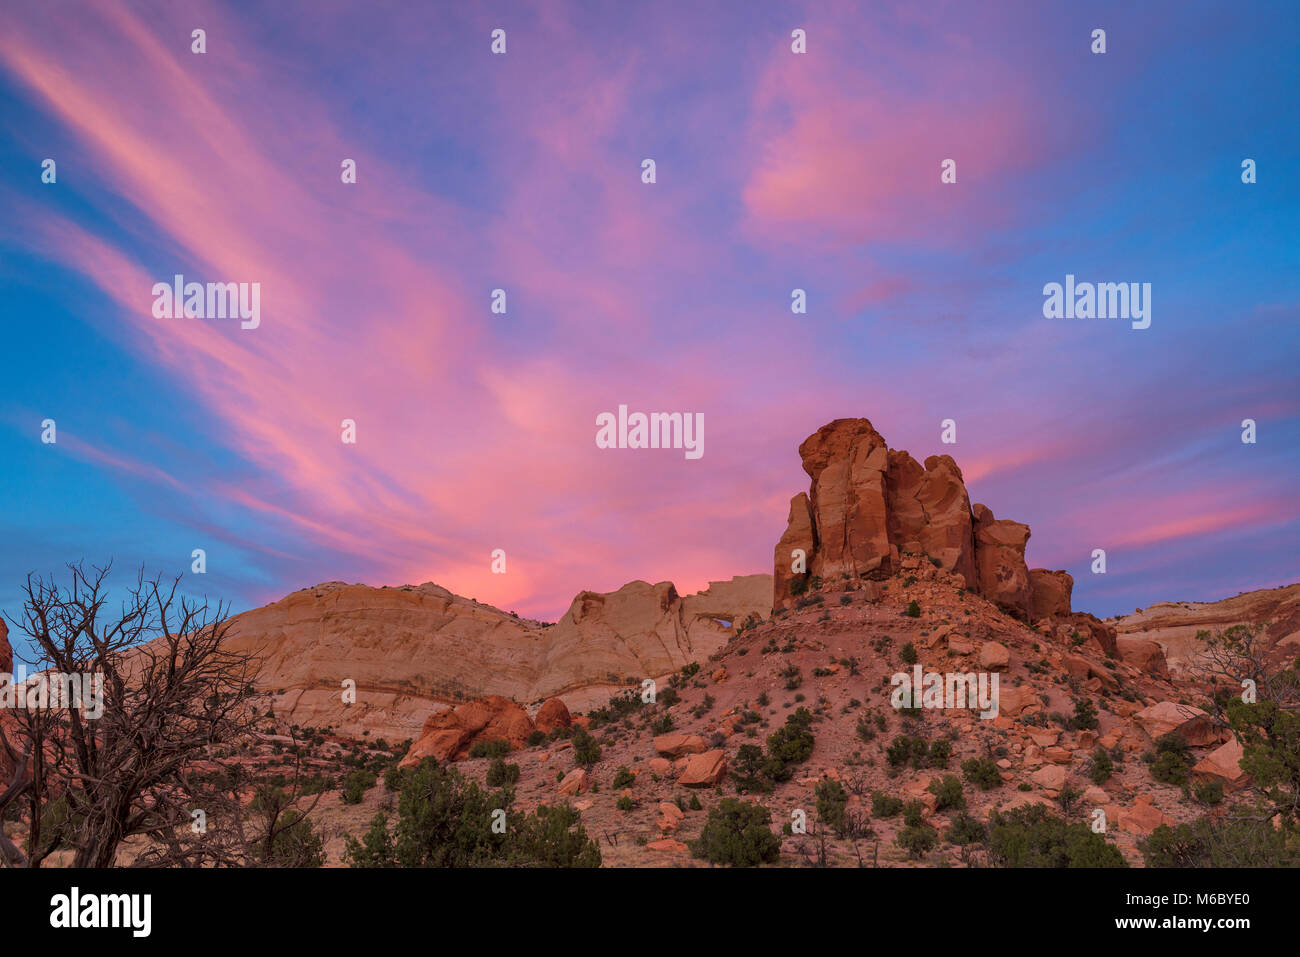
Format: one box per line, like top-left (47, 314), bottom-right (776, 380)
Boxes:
top-left (947, 811), bottom-right (987, 846)
top-left (344, 758), bottom-right (600, 868)
top-left (691, 799), bottom-right (781, 866)
top-left (1149, 732), bottom-right (1193, 786)
top-left (468, 739), bottom-right (511, 759)
top-left (611, 767), bottom-right (636, 789)
top-left (871, 792), bottom-right (904, 817)
top-left (1141, 816), bottom-right (1299, 867)
top-left (906, 600), bottom-right (921, 618)
top-left (900, 641), bottom-right (918, 665)
top-left (1193, 779), bottom-right (1224, 806)
top-left (986, 804), bottom-right (1126, 868)
top-left (928, 774), bottom-right (965, 812)
top-left (342, 768), bottom-right (378, 805)
top-left (897, 823), bottom-right (938, 859)
top-left (485, 759), bottom-right (520, 789)
top-left (571, 728), bottom-right (602, 766)
top-left (1087, 747), bottom-right (1113, 785)
top-left (815, 778), bottom-right (849, 830)
top-left (961, 757), bottom-right (1003, 790)
top-left (1070, 697), bottom-right (1099, 732)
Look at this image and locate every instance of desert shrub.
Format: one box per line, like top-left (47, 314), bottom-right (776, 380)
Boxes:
top-left (691, 799), bottom-right (781, 866)
top-left (468, 739), bottom-right (511, 759)
top-left (871, 792), bottom-right (904, 817)
top-left (1148, 732), bottom-right (1193, 786)
top-left (257, 808), bottom-right (325, 867)
top-left (928, 774), bottom-right (965, 812)
top-left (571, 728), bottom-right (602, 766)
top-left (611, 767), bottom-right (636, 789)
top-left (342, 768), bottom-right (378, 805)
top-left (986, 804), bottom-right (1126, 868)
top-left (1193, 779), bottom-right (1224, 806)
top-left (1070, 697), bottom-right (1099, 732)
top-left (815, 778), bottom-right (849, 830)
top-left (485, 759), bottom-right (520, 789)
top-left (1087, 747), bottom-right (1113, 784)
top-left (344, 758), bottom-right (599, 867)
top-left (896, 822), bottom-right (938, 859)
top-left (906, 600), bottom-right (921, 618)
top-left (900, 641), bottom-right (918, 665)
top-left (1141, 816), bottom-right (1300, 867)
top-left (927, 739), bottom-right (952, 768)
top-left (947, 811), bottom-right (987, 846)
top-left (962, 757), bottom-right (1003, 791)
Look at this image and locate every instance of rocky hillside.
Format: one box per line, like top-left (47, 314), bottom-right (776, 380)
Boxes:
top-left (224, 575), bottom-right (770, 740)
top-left (309, 416), bottom-right (1283, 867)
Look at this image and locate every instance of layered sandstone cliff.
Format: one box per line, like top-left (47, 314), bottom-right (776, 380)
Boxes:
top-left (224, 575), bottom-right (770, 740)
top-left (1116, 583), bottom-right (1300, 674)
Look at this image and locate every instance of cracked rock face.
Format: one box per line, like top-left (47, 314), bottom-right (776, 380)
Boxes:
top-left (772, 418), bottom-right (1039, 621)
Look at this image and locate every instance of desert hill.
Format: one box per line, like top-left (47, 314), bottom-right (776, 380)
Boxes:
top-left (1115, 583), bottom-right (1300, 674)
top-left (223, 575), bottom-right (770, 740)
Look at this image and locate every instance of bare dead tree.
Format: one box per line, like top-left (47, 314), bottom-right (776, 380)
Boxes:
top-left (1, 561), bottom-right (270, 867)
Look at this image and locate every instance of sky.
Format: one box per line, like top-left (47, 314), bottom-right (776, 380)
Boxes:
top-left (1, 0), bottom-right (1297, 663)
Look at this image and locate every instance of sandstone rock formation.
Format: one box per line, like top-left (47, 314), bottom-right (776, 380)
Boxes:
top-left (534, 697), bottom-right (571, 733)
top-left (1029, 569), bottom-right (1073, 621)
top-left (399, 695), bottom-right (535, 767)
top-left (972, 504), bottom-right (1033, 620)
top-left (1116, 583), bottom-right (1300, 674)
top-left (1192, 738), bottom-right (1250, 790)
top-left (225, 574), bottom-right (770, 740)
top-left (1132, 701), bottom-right (1224, 747)
top-left (772, 418), bottom-right (1068, 627)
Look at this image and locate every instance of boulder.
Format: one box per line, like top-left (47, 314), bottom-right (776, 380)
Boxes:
top-left (1192, 738), bottom-right (1250, 791)
top-left (1120, 796), bottom-right (1173, 836)
top-left (534, 697), bottom-right (571, 733)
top-left (1030, 765), bottom-right (1066, 790)
top-left (400, 695), bottom-right (534, 767)
top-left (645, 839), bottom-right (689, 853)
top-left (679, 750), bottom-right (727, 787)
top-left (1116, 637), bottom-right (1169, 678)
top-left (653, 734), bottom-right (707, 759)
top-left (979, 641), bottom-right (1011, 672)
top-left (1132, 702), bottom-right (1223, 747)
top-left (557, 768), bottom-right (590, 796)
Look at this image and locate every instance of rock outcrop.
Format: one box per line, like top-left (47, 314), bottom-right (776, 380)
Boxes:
top-left (972, 504), bottom-right (1033, 620)
top-left (1116, 583), bottom-right (1300, 675)
top-left (399, 695), bottom-right (535, 767)
top-left (225, 575), bottom-right (770, 741)
top-left (773, 418), bottom-right (1054, 625)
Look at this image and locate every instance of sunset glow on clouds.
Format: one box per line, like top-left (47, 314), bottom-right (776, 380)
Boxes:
top-left (1, 0), bottom-right (1297, 640)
